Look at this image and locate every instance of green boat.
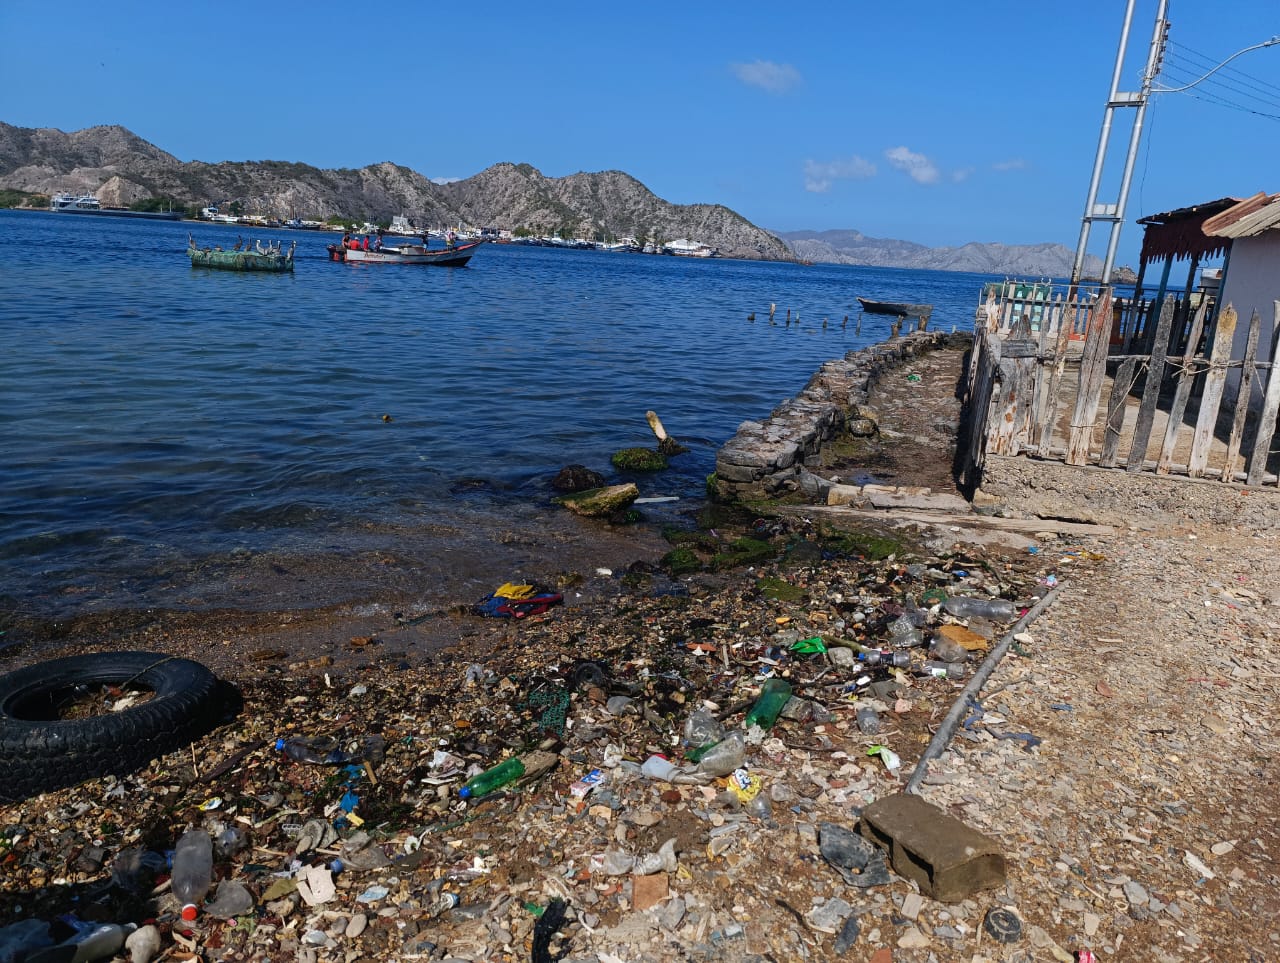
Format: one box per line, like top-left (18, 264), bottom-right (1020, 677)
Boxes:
top-left (187, 235), bottom-right (295, 272)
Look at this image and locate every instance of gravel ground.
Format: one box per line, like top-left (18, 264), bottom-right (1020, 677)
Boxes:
top-left (1, 344), bottom-right (1276, 963)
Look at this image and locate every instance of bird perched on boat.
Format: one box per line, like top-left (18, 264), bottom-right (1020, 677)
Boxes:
top-left (233, 236), bottom-right (244, 251)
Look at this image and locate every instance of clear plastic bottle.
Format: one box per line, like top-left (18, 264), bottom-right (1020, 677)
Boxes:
top-left (743, 679), bottom-right (793, 731)
top-left (641, 755), bottom-right (679, 781)
top-left (929, 636), bottom-right (970, 664)
top-left (457, 757), bottom-right (525, 798)
top-left (275, 737), bottom-right (346, 765)
top-left (693, 730), bottom-right (747, 777)
top-left (857, 649), bottom-right (909, 667)
top-left (855, 705), bottom-right (882, 734)
top-left (171, 829), bottom-right (213, 922)
top-left (887, 616), bottom-right (924, 648)
top-left (943, 596), bottom-right (1017, 621)
top-left (920, 660), bottom-right (968, 679)
top-left (65, 922), bottom-right (132, 963)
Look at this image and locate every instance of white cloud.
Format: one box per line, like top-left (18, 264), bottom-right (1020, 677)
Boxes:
top-left (885, 146), bottom-right (940, 185)
top-left (951, 167), bottom-right (975, 183)
top-left (431, 176), bottom-right (462, 185)
top-left (730, 60), bottom-right (802, 94)
top-left (993, 158), bottom-right (1027, 171)
top-left (803, 156), bottom-right (877, 193)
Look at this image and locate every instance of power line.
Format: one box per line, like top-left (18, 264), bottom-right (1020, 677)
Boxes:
top-left (1152, 34), bottom-right (1280, 93)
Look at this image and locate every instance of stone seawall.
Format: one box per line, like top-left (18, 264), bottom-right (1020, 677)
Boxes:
top-left (713, 331), bottom-right (969, 501)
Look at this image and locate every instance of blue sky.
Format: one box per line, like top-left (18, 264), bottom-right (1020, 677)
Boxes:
top-left (3, 0), bottom-right (1279, 267)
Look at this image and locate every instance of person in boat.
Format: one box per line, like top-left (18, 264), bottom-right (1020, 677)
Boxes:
top-left (373, 234), bottom-right (383, 252)
top-left (341, 232), bottom-right (351, 249)
top-left (446, 228), bottom-right (457, 248)
top-left (362, 235), bottom-right (370, 251)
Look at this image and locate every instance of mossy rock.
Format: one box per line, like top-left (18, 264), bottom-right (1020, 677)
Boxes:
top-left (611, 447), bottom-right (668, 471)
top-left (711, 536), bottom-right (776, 570)
top-left (555, 482), bottom-right (639, 517)
top-left (661, 547), bottom-right (702, 575)
top-left (822, 530), bottom-right (903, 560)
top-left (756, 576), bottom-right (805, 601)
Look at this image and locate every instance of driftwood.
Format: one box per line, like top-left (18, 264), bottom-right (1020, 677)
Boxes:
top-left (646, 410), bottom-right (689, 456)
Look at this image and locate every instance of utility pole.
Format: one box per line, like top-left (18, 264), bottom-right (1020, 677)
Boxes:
top-left (1070, 0), bottom-right (1171, 285)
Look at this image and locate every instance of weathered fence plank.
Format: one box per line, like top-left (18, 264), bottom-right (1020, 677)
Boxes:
top-left (1099, 358), bottom-right (1138, 467)
top-left (1126, 296), bottom-right (1176, 472)
top-left (991, 346), bottom-right (1038, 455)
top-left (1246, 300), bottom-right (1280, 485)
top-left (1035, 295), bottom-right (1079, 457)
top-left (1188, 305), bottom-right (1238, 477)
top-left (1066, 289), bottom-right (1114, 465)
top-left (1156, 299), bottom-right (1210, 475)
top-left (1221, 309), bottom-right (1262, 481)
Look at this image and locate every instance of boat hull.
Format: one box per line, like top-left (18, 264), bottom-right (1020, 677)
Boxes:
top-left (328, 240), bottom-right (485, 267)
top-left (857, 297), bottom-right (932, 319)
top-left (188, 248), bottom-right (294, 272)
top-left (53, 206), bottom-right (184, 221)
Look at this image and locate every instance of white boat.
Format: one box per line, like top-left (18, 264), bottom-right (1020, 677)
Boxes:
top-left (328, 238), bottom-right (486, 267)
top-left (663, 238), bottom-right (716, 257)
top-left (51, 192), bottom-right (183, 221)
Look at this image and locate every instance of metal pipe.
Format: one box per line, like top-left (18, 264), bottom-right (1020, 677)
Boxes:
top-left (904, 583), bottom-right (1065, 796)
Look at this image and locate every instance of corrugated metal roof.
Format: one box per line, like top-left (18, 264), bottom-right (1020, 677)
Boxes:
top-left (1137, 196), bottom-right (1242, 225)
top-left (1136, 195), bottom-right (1241, 264)
top-left (1203, 191), bottom-right (1280, 238)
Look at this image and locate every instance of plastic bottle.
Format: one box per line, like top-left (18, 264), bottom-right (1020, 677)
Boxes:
top-left (886, 616), bottom-right (924, 648)
top-left (171, 829), bottom-right (213, 922)
top-left (65, 922), bottom-right (132, 963)
top-left (942, 596), bottom-right (1018, 621)
top-left (457, 757), bottom-right (525, 798)
top-left (641, 754), bottom-right (679, 781)
top-left (275, 737), bottom-right (347, 765)
top-left (929, 636), bottom-right (970, 664)
top-left (920, 660), bottom-right (968, 679)
top-left (693, 730), bottom-right (746, 777)
top-left (682, 708), bottom-right (725, 756)
top-left (855, 705), bottom-right (882, 735)
top-left (857, 649), bottom-right (909, 668)
top-left (427, 892), bottom-right (458, 918)
top-left (743, 678), bottom-right (793, 731)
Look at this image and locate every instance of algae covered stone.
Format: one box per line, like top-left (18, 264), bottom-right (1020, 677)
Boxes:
top-left (555, 483), bottom-right (640, 517)
top-left (611, 447), bottom-right (668, 471)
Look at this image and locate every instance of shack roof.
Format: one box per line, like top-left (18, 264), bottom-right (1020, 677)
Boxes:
top-left (1136, 196), bottom-right (1241, 265)
top-left (1202, 191), bottom-right (1280, 239)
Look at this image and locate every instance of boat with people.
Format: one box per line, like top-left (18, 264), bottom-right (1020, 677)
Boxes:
top-left (327, 237), bottom-right (485, 267)
top-left (51, 192), bottom-right (184, 220)
top-left (856, 296), bottom-right (934, 322)
top-left (187, 235), bottom-right (295, 272)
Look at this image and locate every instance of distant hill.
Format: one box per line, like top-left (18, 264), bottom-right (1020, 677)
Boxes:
top-left (0, 122), bottom-right (1128, 274)
top-left (778, 228), bottom-right (1113, 279)
top-left (0, 123), bottom-right (791, 260)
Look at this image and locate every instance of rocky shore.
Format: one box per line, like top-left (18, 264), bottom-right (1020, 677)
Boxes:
top-left (1, 343), bottom-right (1277, 963)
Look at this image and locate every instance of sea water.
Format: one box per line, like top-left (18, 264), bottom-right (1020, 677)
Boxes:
top-left (0, 209), bottom-right (993, 619)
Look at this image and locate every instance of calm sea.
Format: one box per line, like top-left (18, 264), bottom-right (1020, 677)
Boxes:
top-left (0, 210), bottom-right (993, 620)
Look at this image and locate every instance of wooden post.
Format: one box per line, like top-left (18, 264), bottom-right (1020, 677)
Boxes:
top-left (1221, 308), bottom-right (1262, 481)
top-left (1246, 300), bottom-right (1280, 485)
top-left (1125, 295), bottom-right (1176, 472)
top-left (990, 341), bottom-right (1038, 455)
top-left (1066, 288), bottom-right (1114, 465)
top-left (1156, 298), bottom-right (1210, 474)
top-left (1188, 304), bottom-right (1239, 477)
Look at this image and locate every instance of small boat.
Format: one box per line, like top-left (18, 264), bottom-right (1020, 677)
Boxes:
top-left (52, 192), bottom-right (184, 221)
top-left (188, 235), bottom-right (295, 272)
top-left (327, 239), bottom-right (485, 267)
top-left (856, 297), bottom-right (933, 321)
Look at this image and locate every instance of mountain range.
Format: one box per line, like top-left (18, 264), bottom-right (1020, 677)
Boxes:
top-left (0, 122), bottom-right (1108, 275)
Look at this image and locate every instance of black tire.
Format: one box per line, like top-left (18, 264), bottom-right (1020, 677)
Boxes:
top-left (0, 651), bottom-right (222, 803)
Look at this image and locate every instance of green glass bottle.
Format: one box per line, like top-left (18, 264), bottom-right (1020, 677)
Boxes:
top-left (458, 757), bottom-right (526, 798)
top-left (743, 678), bottom-right (793, 730)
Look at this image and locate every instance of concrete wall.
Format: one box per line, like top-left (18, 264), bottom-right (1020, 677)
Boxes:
top-left (1223, 233), bottom-right (1280, 406)
top-left (713, 332), bottom-right (967, 501)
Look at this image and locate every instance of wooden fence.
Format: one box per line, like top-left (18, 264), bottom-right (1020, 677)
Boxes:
top-left (958, 283), bottom-right (1280, 492)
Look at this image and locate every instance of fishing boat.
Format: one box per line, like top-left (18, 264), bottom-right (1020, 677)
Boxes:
top-left (188, 235), bottom-right (295, 272)
top-left (51, 192), bottom-right (184, 221)
top-left (856, 297), bottom-right (933, 321)
top-left (327, 239), bottom-right (485, 267)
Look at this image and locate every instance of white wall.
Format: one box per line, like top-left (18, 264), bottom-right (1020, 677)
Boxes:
top-left (1222, 232), bottom-right (1280, 407)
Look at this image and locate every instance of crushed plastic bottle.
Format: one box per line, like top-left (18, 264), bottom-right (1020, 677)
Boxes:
top-left (920, 660), bottom-right (969, 679)
top-left (886, 615), bottom-right (924, 648)
top-left (56, 919), bottom-right (133, 963)
top-left (943, 596), bottom-right (1018, 621)
top-left (458, 757), bottom-right (526, 798)
top-left (275, 734), bottom-right (386, 766)
top-left (692, 730), bottom-right (746, 778)
top-left (682, 708), bottom-right (725, 756)
top-left (641, 755), bottom-right (679, 781)
top-left (743, 678), bottom-right (793, 731)
top-left (171, 829), bottom-right (213, 922)
top-left (855, 705), bottom-right (882, 735)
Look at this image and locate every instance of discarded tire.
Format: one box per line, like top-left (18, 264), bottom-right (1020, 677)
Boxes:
top-left (0, 651), bottom-right (222, 802)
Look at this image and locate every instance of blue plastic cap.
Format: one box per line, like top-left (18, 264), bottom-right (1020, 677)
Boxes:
top-left (458, 787), bottom-right (473, 799)
top-left (274, 738), bottom-right (285, 751)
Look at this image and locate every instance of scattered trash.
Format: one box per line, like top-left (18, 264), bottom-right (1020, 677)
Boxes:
top-left (984, 906), bottom-right (1023, 943)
